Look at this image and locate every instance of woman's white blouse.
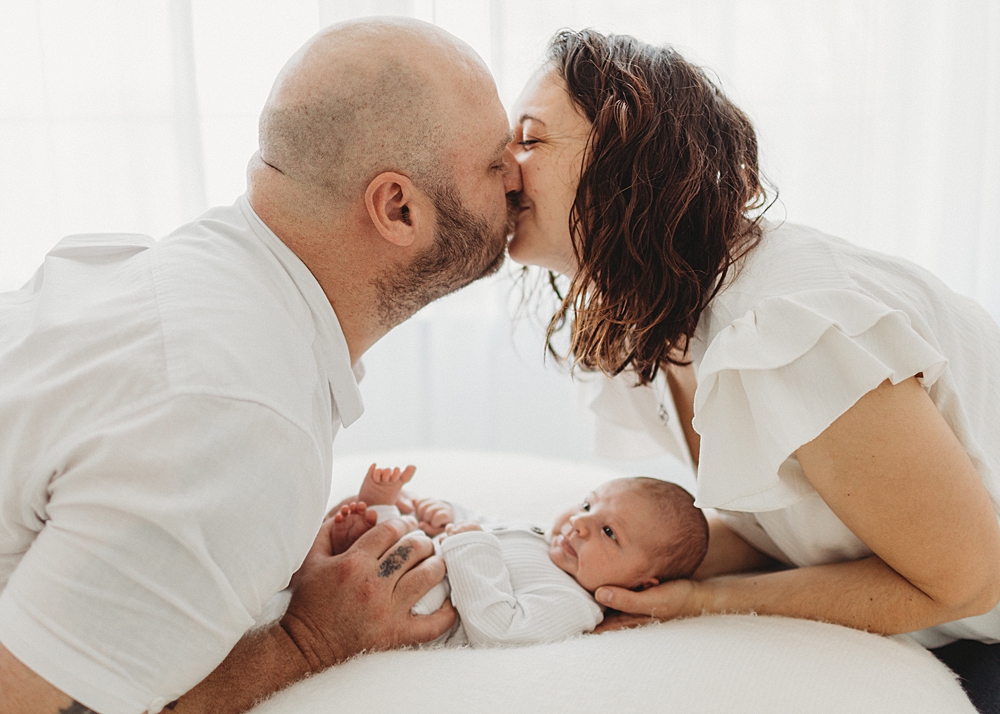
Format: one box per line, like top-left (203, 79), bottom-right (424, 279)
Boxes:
top-left (585, 219), bottom-right (1000, 647)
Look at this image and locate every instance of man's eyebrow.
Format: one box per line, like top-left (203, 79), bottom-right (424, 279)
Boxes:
top-left (518, 113), bottom-right (546, 125)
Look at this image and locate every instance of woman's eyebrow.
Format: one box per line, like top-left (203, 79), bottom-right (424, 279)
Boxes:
top-left (518, 113), bottom-right (546, 125)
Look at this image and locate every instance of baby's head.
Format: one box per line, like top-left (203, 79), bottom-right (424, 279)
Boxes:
top-left (548, 477), bottom-right (708, 593)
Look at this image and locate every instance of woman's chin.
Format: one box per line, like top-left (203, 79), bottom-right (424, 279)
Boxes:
top-left (506, 235), bottom-right (537, 268)
top-left (507, 238), bottom-right (573, 275)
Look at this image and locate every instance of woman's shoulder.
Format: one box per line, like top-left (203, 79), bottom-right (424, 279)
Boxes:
top-left (702, 218), bottom-right (962, 344)
top-left (729, 219), bottom-right (855, 296)
top-left (696, 220), bottom-right (854, 349)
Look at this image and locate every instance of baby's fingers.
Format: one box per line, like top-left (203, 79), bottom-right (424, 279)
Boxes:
top-left (430, 510), bottom-right (452, 527)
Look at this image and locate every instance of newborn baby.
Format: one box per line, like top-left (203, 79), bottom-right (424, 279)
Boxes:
top-left (329, 464), bottom-right (709, 647)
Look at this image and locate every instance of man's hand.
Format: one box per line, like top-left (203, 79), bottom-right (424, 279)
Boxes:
top-left (280, 516), bottom-right (456, 672)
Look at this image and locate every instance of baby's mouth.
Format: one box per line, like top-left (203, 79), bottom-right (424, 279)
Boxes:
top-left (560, 534), bottom-right (577, 558)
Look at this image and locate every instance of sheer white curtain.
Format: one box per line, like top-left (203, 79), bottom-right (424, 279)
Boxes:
top-left (2, 0), bottom-right (998, 464)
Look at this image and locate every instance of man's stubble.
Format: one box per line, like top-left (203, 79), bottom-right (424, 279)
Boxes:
top-left (373, 187), bottom-right (519, 328)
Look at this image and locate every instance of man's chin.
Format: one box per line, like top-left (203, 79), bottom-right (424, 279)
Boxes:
top-left (478, 244), bottom-right (508, 279)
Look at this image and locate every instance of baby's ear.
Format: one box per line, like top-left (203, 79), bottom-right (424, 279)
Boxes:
top-left (637, 577), bottom-right (659, 591)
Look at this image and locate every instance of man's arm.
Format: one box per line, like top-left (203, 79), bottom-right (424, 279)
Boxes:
top-left (0, 517), bottom-right (455, 714)
top-left (178, 516), bottom-right (455, 713)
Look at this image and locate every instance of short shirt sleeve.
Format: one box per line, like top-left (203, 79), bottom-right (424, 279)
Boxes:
top-left (0, 394), bottom-right (326, 714)
top-left (692, 289), bottom-right (947, 512)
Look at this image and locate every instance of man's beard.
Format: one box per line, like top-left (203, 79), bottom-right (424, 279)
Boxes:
top-left (373, 185), bottom-right (518, 328)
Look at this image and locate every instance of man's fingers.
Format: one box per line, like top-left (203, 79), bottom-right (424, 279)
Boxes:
top-left (395, 554), bottom-right (447, 607)
top-left (402, 599), bottom-right (457, 646)
top-left (375, 531), bottom-right (434, 582)
top-left (350, 517), bottom-right (414, 557)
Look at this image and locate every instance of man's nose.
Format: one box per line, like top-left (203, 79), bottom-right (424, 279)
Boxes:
top-left (502, 145), bottom-right (522, 194)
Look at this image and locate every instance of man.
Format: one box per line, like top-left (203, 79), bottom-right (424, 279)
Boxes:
top-left (0, 18), bottom-right (519, 714)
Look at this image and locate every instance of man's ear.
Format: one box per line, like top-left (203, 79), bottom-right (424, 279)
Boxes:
top-left (364, 171), bottom-right (429, 247)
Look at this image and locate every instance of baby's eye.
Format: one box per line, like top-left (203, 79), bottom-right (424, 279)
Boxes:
top-left (603, 526), bottom-right (617, 541)
top-left (582, 501), bottom-right (590, 512)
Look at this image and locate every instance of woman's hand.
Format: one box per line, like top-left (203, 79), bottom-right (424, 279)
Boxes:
top-left (594, 579), bottom-right (698, 626)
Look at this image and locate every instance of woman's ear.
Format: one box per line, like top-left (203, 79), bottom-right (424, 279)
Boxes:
top-left (364, 171), bottom-right (427, 247)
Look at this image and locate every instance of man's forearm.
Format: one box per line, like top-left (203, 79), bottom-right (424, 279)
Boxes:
top-left (697, 554), bottom-right (991, 635)
top-left (171, 623), bottom-right (311, 714)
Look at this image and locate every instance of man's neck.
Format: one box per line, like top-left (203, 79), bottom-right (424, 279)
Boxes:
top-left (248, 188), bottom-right (388, 366)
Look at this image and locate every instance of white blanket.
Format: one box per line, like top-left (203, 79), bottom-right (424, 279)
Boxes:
top-left (248, 450), bottom-right (975, 713)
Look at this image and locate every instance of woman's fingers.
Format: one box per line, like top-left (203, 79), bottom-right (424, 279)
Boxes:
top-left (595, 580), bottom-right (695, 619)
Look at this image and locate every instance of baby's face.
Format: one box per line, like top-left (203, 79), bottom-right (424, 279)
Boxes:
top-left (548, 480), bottom-right (660, 593)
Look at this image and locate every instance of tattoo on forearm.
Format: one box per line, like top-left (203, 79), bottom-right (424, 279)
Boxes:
top-left (378, 544), bottom-right (413, 578)
top-left (59, 703), bottom-right (98, 714)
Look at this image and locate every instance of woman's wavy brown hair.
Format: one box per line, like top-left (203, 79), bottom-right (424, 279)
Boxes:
top-left (544, 29), bottom-right (770, 385)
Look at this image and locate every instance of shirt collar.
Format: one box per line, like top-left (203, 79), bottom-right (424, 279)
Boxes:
top-left (238, 194), bottom-right (364, 427)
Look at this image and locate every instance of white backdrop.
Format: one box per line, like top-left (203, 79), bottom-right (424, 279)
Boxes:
top-left (1, 0), bottom-right (997, 475)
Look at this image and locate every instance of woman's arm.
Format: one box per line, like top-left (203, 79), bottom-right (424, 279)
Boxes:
top-left (691, 517), bottom-right (781, 580)
top-left (597, 377), bottom-right (1000, 635)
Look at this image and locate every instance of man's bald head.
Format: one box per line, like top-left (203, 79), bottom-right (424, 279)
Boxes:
top-left (257, 18), bottom-right (494, 209)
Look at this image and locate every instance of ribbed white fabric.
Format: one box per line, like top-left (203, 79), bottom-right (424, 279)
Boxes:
top-left (368, 504), bottom-right (602, 647)
top-left (440, 526), bottom-right (603, 647)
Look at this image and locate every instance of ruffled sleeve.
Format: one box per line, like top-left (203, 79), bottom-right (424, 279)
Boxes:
top-left (692, 289), bottom-right (947, 512)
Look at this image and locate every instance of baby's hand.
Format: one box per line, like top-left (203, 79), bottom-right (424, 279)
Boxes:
top-left (413, 497), bottom-right (455, 536)
top-left (441, 521), bottom-right (482, 540)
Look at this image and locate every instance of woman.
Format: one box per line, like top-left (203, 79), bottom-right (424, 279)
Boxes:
top-left (507, 29), bottom-right (1000, 712)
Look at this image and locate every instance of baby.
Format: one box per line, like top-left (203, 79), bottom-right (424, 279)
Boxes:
top-left (330, 463), bottom-right (709, 647)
